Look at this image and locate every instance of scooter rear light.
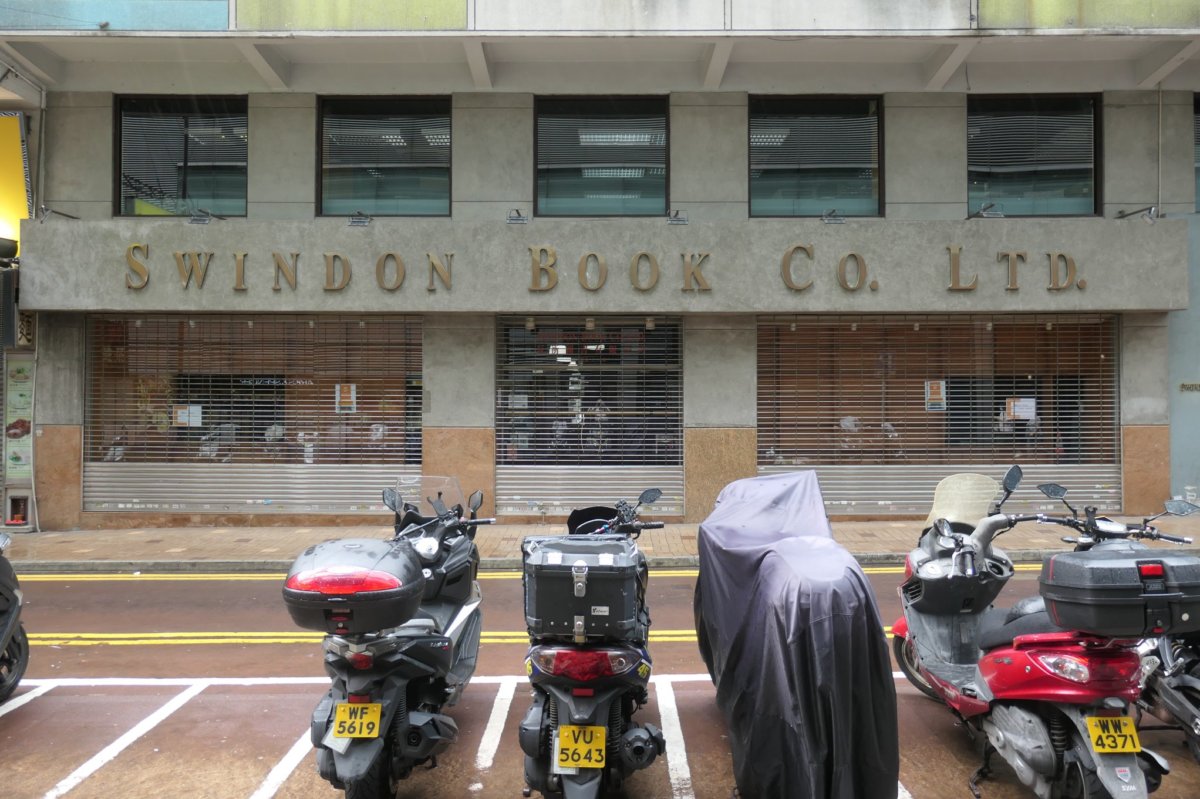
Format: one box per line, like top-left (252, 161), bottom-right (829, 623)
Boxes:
top-left (347, 651), bottom-right (374, 670)
top-left (1138, 562), bottom-right (1165, 578)
top-left (1036, 654), bottom-right (1090, 684)
top-left (530, 647), bottom-right (638, 682)
top-left (285, 566), bottom-right (402, 595)
top-left (1088, 654), bottom-right (1142, 683)
top-left (347, 693), bottom-right (372, 704)
top-left (903, 555), bottom-right (913, 582)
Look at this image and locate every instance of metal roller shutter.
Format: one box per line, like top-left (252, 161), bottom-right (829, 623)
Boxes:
top-left (758, 314), bottom-right (1121, 514)
top-left (84, 314), bottom-right (422, 513)
top-left (495, 316), bottom-right (683, 516)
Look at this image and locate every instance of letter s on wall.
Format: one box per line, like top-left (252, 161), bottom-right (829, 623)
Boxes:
top-left (126, 243), bottom-right (149, 289)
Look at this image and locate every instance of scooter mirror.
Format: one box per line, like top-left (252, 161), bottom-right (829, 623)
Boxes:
top-left (1002, 465), bottom-right (1023, 493)
top-left (382, 487), bottom-right (402, 513)
top-left (1164, 499), bottom-right (1200, 516)
top-left (468, 490), bottom-right (484, 513)
top-left (639, 488), bottom-right (663, 506)
top-left (1038, 483), bottom-right (1068, 500)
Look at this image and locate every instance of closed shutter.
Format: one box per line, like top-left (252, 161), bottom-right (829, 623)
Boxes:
top-left (84, 314), bottom-right (422, 513)
top-left (758, 314), bottom-right (1121, 514)
top-left (495, 316), bottom-right (683, 516)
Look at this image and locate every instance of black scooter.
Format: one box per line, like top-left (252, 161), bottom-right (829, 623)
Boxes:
top-left (518, 488), bottom-right (667, 799)
top-left (283, 478), bottom-right (492, 799)
top-left (0, 532), bottom-right (28, 704)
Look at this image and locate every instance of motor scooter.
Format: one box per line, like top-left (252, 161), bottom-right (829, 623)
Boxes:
top-left (517, 488), bottom-right (667, 799)
top-left (0, 531), bottom-right (28, 704)
top-left (892, 466), bottom-right (1198, 799)
top-left (283, 476), bottom-right (492, 799)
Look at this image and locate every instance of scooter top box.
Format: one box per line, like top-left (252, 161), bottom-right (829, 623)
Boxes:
top-left (522, 534), bottom-right (646, 643)
top-left (283, 538), bottom-right (426, 636)
top-left (1039, 547), bottom-right (1200, 638)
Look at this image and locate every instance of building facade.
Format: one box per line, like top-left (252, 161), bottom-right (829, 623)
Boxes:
top-left (1, 2), bottom-right (1198, 528)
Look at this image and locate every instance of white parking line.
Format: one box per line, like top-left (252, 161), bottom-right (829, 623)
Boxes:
top-left (249, 730), bottom-right (312, 799)
top-left (654, 678), bottom-right (695, 799)
top-left (476, 677), bottom-right (518, 771)
top-left (0, 683), bottom-right (53, 717)
top-left (43, 681), bottom-right (209, 799)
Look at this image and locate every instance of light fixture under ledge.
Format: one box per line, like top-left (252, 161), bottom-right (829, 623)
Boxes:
top-left (348, 210), bottom-right (372, 227)
top-left (584, 317), bottom-right (595, 331)
top-left (37, 204), bottom-right (81, 223)
top-left (667, 210), bottom-right (688, 225)
top-left (507, 208), bottom-right (528, 224)
top-left (1114, 205), bottom-right (1159, 224)
top-left (821, 209), bottom-right (845, 224)
top-left (188, 208), bottom-right (226, 225)
top-left (968, 202), bottom-right (1004, 219)
top-left (525, 316), bottom-right (536, 332)
top-left (645, 317), bottom-right (656, 331)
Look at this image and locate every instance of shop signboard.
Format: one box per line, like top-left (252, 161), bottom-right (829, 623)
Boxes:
top-left (4, 354), bottom-right (32, 480)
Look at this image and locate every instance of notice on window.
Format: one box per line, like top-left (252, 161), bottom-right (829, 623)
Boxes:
top-left (924, 380), bottom-right (946, 412)
top-left (172, 404), bottom-right (203, 427)
top-left (335, 383), bottom-right (357, 414)
top-left (1006, 397), bottom-right (1037, 421)
top-left (4, 355), bottom-right (33, 480)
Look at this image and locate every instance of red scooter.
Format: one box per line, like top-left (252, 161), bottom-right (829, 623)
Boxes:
top-left (893, 466), bottom-right (1199, 799)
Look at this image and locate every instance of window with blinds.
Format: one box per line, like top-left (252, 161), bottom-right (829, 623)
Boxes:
top-left (536, 97), bottom-right (668, 217)
top-left (1193, 94), bottom-right (1198, 212)
top-left (968, 95), bottom-right (1097, 217)
top-left (749, 96), bottom-right (881, 217)
top-left (83, 315), bottom-right (422, 513)
top-left (758, 315), bottom-right (1121, 513)
top-left (117, 96), bottom-right (247, 217)
top-left (320, 97), bottom-right (451, 217)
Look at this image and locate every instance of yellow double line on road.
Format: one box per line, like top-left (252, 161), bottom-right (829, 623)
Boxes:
top-left (29, 629), bottom-right (704, 647)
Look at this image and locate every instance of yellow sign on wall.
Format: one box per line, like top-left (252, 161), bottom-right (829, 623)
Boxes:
top-left (237, 0), bottom-right (466, 31)
top-left (980, 0), bottom-right (1200, 29)
top-left (0, 113), bottom-right (31, 256)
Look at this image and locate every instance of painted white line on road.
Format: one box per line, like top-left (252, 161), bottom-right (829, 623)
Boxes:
top-left (249, 729), bottom-right (312, 799)
top-left (0, 683), bottom-right (53, 717)
top-left (898, 780), bottom-right (914, 798)
top-left (476, 677), bottom-right (518, 771)
top-left (25, 677), bottom-right (330, 687)
top-left (43, 681), bottom-right (209, 799)
top-left (654, 678), bottom-right (695, 799)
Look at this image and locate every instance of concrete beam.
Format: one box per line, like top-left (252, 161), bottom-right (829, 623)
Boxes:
top-left (236, 42), bottom-right (291, 91)
top-left (464, 40), bottom-right (492, 90)
top-left (0, 41), bottom-right (62, 85)
top-left (702, 40), bottom-right (734, 90)
top-left (1135, 39), bottom-right (1200, 89)
top-left (921, 40), bottom-right (977, 91)
top-left (0, 70), bottom-right (41, 105)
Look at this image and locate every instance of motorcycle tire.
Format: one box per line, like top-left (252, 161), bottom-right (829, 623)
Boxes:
top-left (343, 747), bottom-right (397, 799)
top-left (1060, 737), bottom-right (1115, 799)
top-left (891, 633), bottom-right (940, 702)
top-left (0, 623), bottom-right (29, 704)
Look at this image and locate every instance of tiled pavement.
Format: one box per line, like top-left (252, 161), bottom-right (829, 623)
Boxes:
top-left (5, 512), bottom-right (1200, 572)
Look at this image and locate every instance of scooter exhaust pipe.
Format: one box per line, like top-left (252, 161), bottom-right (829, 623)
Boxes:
top-left (619, 723), bottom-right (665, 771)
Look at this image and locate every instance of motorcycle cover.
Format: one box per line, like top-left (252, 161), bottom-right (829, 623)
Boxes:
top-left (694, 472), bottom-right (899, 799)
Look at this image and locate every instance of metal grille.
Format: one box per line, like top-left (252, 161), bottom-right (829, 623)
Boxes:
top-left (495, 316), bottom-right (683, 514)
top-left (84, 314), bottom-right (422, 513)
top-left (758, 314), bottom-right (1121, 513)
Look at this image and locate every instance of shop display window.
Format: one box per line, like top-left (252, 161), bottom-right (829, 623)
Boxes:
top-left (749, 96), bottom-right (881, 217)
top-left (967, 95), bottom-right (1097, 217)
top-left (319, 97), bottom-right (451, 216)
top-left (116, 96), bottom-right (247, 217)
top-left (535, 97), bottom-right (667, 217)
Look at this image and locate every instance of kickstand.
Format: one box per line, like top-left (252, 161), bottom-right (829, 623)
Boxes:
top-left (968, 744), bottom-right (994, 799)
top-left (425, 756), bottom-right (438, 771)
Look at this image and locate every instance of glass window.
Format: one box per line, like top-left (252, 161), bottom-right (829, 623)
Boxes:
top-left (968, 95), bottom-right (1097, 217)
top-left (536, 97), bottom-right (667, 217)
top-left (117, 97), bottom-right (247, 217)
top-left (320, 98), bottom-right (451, 216)
top-left (1194, 96), bottom-right (1199, 212)
top-left (749, 97), bottom-right (881, 217)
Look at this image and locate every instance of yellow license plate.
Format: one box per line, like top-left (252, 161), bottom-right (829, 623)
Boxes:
top-left (556, 725), bottom-right (607, 769)
top-left (1086, 716), bottom-right (1141, 753)
top-left (333, 702), bottom-right (382, 739)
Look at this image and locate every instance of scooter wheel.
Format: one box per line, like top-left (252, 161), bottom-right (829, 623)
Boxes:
top-left (0, 624), bottom-right (29, 704)
top-left (892, 633), bottom-right (940, 701)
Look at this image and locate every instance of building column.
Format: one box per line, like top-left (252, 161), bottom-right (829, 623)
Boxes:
top-left (1122, 312), bottom-right (1170, 514)
top-left (421, 315), bottom-right (496, 516)
top-left (682, 315), bottom-right (757, 522)
top-left (31, 312), bottom-right (85, 530)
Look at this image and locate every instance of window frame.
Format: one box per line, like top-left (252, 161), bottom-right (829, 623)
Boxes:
top-left (316, 96), bottom-right (453, 218)
top-left (747, 95), bottom-right (885, 219)
top-left (966, 93), bottom-right (1103, 219)
top-left (113, 95), bottom-right (249, 218)
top-left (533, 95), bottom-right (670, 219)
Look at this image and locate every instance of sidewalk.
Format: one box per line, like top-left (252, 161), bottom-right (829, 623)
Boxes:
top-left (5, 513), bottom-right (1200, 573)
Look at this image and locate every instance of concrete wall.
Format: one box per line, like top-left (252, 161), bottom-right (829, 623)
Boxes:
top-left (32, 312), bottom-right (84, 425)
top-left (1170, 217), bottom-right (1200, 501)
top-left (42, 92), bottom-right (112, 221)
top-left (1102, 91), bottom-right (1196, 218)
top-left (451, 94), bottom-right (533, 222)
top-left (422, 315), bottom-right (495, 428)
top-left (670, 93), bottom-right (747, 221)
top-left (884, 93), bottom-right (966, 220)
top-left (248, 94), bottom-right (315, 220)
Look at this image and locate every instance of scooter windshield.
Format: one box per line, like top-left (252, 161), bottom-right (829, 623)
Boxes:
top-left (394, 474), bottom-right (466, 517)
top-left (923, 473), bottom-right (1000, 528)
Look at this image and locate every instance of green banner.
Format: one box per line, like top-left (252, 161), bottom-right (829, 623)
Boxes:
top-left (237, 0), bottom-right (466, 31)
top-left (980, 0), bottom-right (1200, 29)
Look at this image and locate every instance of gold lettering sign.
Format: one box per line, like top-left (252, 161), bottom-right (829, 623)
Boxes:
top-left (427, 252), bottom-right (452, 291)
top-left (174, 251), bottom-right (213, 289)
top-left (946, 245), bottom-right (976, 291)
top-left (836, 252), bottom-right (868, 291)
top-left (376, 253), bottom-right (405, 291)
top-left (233, 252), bottom-right (247, 291)
top-left (630, 252), bottom-right (659, 292)
top-left (273, 251), bottom-right (299, 291)
top-left (125, 243), bottom-right (149, 290)
top-left (1047, 251), bottom-right (1081, 291)
top-left (324, 252), bottom-right (351, 291)
top-left (578, 253), bottom-right (607, 291)
top-left (681, 252), bottom-right (711, 292)
top-left (529, 246), bottom-right (558, 292)
top-left (997, 251), bottom-right (1026, 292)
top-left (780, 244), bottom-right (813, 292)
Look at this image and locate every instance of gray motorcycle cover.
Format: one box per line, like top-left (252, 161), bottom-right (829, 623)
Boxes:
top-left (694, 472), bottom-right (899, 799)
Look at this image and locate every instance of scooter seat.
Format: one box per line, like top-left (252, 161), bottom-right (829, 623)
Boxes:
top-left (978, 608), bottom-right (1066, 651)
top-left (1005, 595), bottom-right (1045, 623)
